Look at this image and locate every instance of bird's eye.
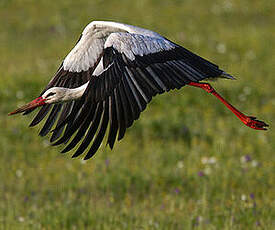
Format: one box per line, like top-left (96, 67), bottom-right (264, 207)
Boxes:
top-left (46, 92), bottom-right (56, 98)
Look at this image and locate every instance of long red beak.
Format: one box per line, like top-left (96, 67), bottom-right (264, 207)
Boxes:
top-left (8, 97), bottom-right (46, 116)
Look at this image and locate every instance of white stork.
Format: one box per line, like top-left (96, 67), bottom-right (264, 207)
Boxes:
top-left (9, 21), bottom-right (268, 160)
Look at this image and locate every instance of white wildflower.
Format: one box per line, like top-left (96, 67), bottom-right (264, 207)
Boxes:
top-left (177, 161), bottom-right (184, 169)
top-left (16, 169), bottom-right (23, 178)
top-left (251, 160), bottom-right (259, 167)
top-left (241, 194), bottom-right (247, 201)
top-left (18, 216), bottom-right (25, 222)
top-left (201, 156), bottom-right (217, 164)
top-left (208, 157), bottom-right (217, 164)
top-left (217, 43), bottom-right (226, 54)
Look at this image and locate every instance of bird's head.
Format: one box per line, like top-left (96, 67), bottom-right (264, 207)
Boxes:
top-left (8, 87), bottom-right (67, 116)
top-left (41, 87), bottom-right (67, 104)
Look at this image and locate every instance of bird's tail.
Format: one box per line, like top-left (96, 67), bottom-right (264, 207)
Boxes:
top-left (220, 71), bottom-right (236, 80)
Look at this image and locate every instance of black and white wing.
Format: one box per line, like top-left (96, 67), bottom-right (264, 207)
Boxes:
top-left (25, 33), bottom-right (106, 142)
top-left (52, 32), bottom-right (225, 159)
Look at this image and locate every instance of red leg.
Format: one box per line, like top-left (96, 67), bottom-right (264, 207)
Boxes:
top-left (188, 82), bottom-right (269, 130)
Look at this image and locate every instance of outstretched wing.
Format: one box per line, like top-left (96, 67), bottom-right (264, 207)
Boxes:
top-left (25, 33), bottom-right (106, 142)
top-left (52, 32), bottom-right (224, 159)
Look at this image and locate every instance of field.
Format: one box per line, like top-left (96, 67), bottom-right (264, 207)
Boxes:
top-left (0, 0), bottom-right (274, 229)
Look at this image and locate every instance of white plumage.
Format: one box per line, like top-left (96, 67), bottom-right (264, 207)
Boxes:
top-left (106, 33), bottom-right (176, 60)
top-left (64, 21), bottom-right (175, 72)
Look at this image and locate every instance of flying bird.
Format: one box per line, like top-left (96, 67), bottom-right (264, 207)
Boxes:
top-left (9, 21), bottom-right (269, 160)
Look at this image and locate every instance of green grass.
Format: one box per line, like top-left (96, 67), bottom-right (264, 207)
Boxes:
top-left (0, 0), bottom-right (274, 229)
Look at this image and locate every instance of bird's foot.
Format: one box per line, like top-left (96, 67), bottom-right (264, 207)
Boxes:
top-left (241, 116), bottom-right (269, 130)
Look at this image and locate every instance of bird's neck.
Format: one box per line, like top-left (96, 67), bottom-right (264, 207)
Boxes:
top-left (63, 82), bottom-right (89, 101)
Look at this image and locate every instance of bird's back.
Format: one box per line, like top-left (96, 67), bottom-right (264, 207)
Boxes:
top-left (84, 21), bottom-right (164, 39)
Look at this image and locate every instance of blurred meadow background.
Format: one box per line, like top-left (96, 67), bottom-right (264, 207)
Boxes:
top-left (0, 0), bottom-right (274, 229)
